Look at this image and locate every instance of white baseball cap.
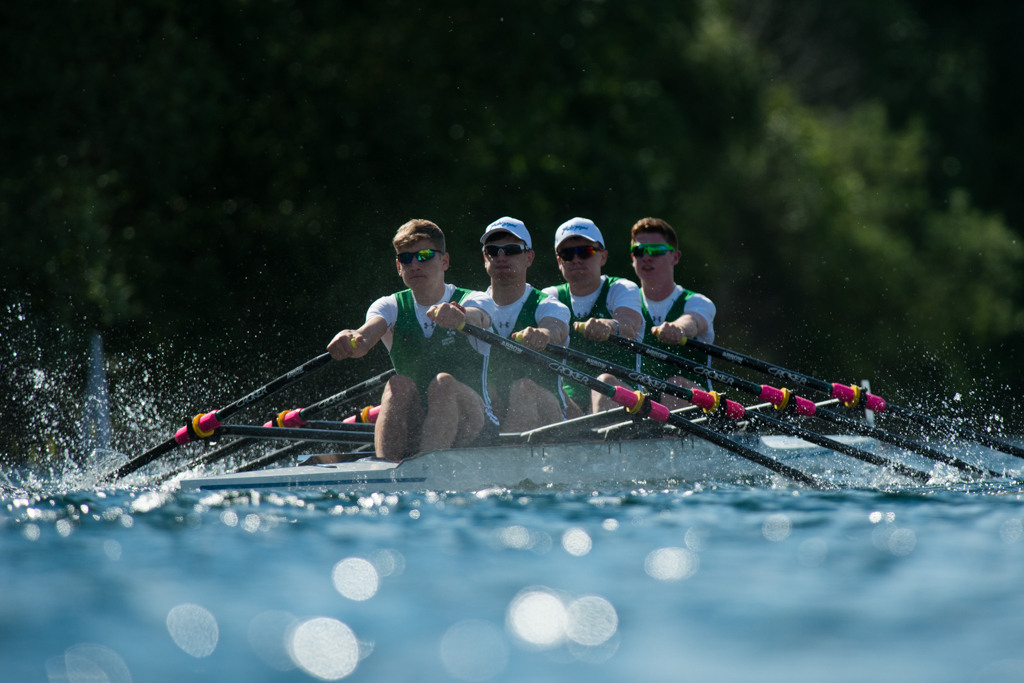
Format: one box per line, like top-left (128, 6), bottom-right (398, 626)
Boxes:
top-left (480, 216), bottom-right (532, 250)
top-left (554, 217), bottom-right (605, 249)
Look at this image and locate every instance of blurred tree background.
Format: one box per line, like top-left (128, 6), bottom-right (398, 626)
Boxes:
top-left (2, 0), bottom-right (1022, 458)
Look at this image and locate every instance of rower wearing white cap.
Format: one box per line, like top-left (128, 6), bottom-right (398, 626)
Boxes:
top-left (479, 217), bottom-right (571, 431)
top-left (542, 217), bottom-right (644, 415)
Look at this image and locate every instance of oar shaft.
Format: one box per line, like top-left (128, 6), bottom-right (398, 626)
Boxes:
top-left (161, 370), bottom-right (392, 482)
top-left (885, 403), bottom-right (1024, 460)
top-left (461, 323), bottom-right (828, 489)
top-left (813, 407), bottom-right (996, 477)
top-left (553, 343), bottom-right (929, 483)
top-left (608, 333), bottom-right (992, 478)
top-left (105, 352), bottom-right (333, 482)
top-left (747, 411), bottom-right (930, 483)
top-left (633, 333), bottom-right (1023, 461)
top-left (214, 424), bottom-right (374, 443)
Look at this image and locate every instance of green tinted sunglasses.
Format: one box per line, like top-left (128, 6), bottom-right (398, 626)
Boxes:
top-left (630, 243), bottom-right (676, 258)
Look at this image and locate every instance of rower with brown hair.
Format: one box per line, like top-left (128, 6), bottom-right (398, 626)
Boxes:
top-left (630, 216), bottom-right (717, 408)
top-left (324, 219), bottom-right (495, 461)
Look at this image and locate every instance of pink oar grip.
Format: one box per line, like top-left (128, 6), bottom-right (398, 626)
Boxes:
top-left (758, 385), bottom-right (786, 407)
top-left (647, 400), bottom-right (670, 423)
top-left (174, 425), bottom-right (191, 445)
top-left (688, 389), bottom-right (718, 412)
top-left (723, 399), bottom-right (746, 420)
top-left (865, 394), bottom-right (887, 412)
top-left (197, 412), bottom-right (223, 433)
top-left (793, 396), bottom-right (817, 416)
top-left (612, 385), bottom-right (640, 411)
top-left (830, 383), bottom-right (857, 403)
top-left (280, 409), bottom-right (305, 428)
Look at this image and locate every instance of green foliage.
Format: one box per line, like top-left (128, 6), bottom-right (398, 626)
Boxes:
top-left (1, 0), bottom-right (1022, 439)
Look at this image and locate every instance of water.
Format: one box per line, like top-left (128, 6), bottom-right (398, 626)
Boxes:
top-left (5, 462), bottom-right (1024, 682)
top-left (5, 321), bottom-right (1024, 681)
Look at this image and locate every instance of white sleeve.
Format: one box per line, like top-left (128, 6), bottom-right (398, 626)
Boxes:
top-left (461, 289), bottom-right (497, 319)
top-left (684, 294), bottom-right (716, 344)
top-left (365, 294), bottom-right (398, 328)
top-left (606, 279), bottom-right (643, 315)
top-left (540, 285), bottom-right (560, 300)
top-left (684, 294), bottom-right (716, 343)
top-left (536, 294), bottom-right (571, 326)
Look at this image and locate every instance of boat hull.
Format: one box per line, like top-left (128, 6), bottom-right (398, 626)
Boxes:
top-left (177, 434), bottom-right (888, 493)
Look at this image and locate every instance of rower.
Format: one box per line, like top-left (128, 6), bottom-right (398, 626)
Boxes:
top-left (478, 217), bottom-right (571, 432)
top-left (629, 217), bottom-right (717, 409)
top-left (541, 217), bottom-right (645, 415)
top-left (324, 219), bottom-right (496, 461)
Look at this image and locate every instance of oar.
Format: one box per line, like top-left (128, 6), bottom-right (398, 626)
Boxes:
top-left (213, 424), bottom-right (375, 443)
top-left (102, 352), bottom-right (334, 482)
top-left (159, 370), bottom-right (394, 482)
top-left (606, 333), bottom-right (996, 478)
top-left (547, 344), bottom-right (931, 483)
top-left (460, 323), bottom-right (830, 489)
top-left (634, 331), bottom-right (1024, 460)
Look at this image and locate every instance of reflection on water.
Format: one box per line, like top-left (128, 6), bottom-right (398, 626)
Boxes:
top-left (5, 474), bottom-right (1024, 681)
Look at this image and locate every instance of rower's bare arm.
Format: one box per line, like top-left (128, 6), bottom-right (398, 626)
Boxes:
top-left (464, 305), bottom-right (491, 329)
top-left (612, 306), bottom-right (644, 340)
top-left (327, 317), bottom-right (388, 360)
top-left (537, 316), bottom-right (569, 346)
top-left (654, 312), bottom-right (708, 344)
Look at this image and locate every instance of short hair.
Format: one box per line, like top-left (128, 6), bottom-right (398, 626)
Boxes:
top-left (630, 217), bottom-right (678, 249)
top-left (393, 219), bottom-right (446, 252)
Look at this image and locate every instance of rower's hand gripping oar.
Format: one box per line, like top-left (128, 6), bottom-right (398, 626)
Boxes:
top-left (549, 342), bottom-right (931, 483)
top-left (606, 333), bottom-right (996, 478)
top-left (461, 322), bottom-right (830, 489)
top-left (643, 329), bottom-right (1024, 461)
top-left (103, 352), bottom-right (334, 482)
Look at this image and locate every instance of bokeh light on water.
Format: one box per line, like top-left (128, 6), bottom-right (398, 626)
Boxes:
top-left (332, 557), bottom-right (379, 601)
top-left (506, 587), bottom-right (619, 653)
top-left (287, 617), bottom-right (360, 680)
top-left (166, 603), bottom-right (218, 658)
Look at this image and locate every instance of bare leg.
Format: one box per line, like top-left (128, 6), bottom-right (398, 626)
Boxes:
top-left (502, 379), bottom-right (562, 432)
top-left (375, 375), bottom-right (423, 460)
top-left (592, 372), bottom-right (629, 413)
top-left (419, 373), bottom-right (486, 452)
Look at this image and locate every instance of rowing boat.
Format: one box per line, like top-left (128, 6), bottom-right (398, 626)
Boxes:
top-left (176, 408), bottom-right (889, 493)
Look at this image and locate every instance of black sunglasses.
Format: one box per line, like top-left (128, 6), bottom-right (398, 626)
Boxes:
top-left (483, 243), bottom-right (529, 258)
top-left (396, 248), bottom-right (442, 264)
top-left (557, 245), bottom-right (602, 262)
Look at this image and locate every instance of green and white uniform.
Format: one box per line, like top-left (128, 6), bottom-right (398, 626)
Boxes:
top-left (367, 284), bottom-right (494, 414)
top-left (640, 284), bottom-right (716, 388)
top-left (542, 276), bottom-right (644, 405)
top-left (484, 286), bottom-right (570, 420)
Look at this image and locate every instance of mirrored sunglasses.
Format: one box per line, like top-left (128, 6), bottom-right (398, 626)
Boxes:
top-left (630, 243), bottom-right (677, 258)
top-left (396, 248), bottom-right (442, 264)
top-left (483, 243), bottom-right (529, 258)
top-left (557, 245), bottom-right (602, 262)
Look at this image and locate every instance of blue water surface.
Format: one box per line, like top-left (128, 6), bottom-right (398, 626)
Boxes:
top-left (4, 459), bottom-right (1024, 683)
